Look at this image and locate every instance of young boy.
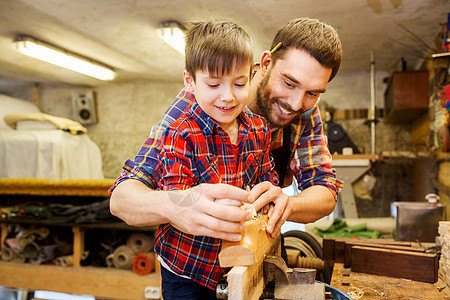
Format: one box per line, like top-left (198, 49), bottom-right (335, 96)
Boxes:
top-left (154, 21), bottom-right (278, 299)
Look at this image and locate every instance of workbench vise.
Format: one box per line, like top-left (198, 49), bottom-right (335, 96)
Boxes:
top-left (216, 255), bottom-right (325, 299)
top-left (216, 214), bottom-right (325, 299)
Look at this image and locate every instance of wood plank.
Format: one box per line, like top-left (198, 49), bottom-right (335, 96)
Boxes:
top-left (343, 242), bottom-right (424, 267)
top-left (322, 237), bottom-right (413, 264)
top-left (331, 263), bottom-right (445, 299)
top-left (226, 236), bottom-right (281, 300)
top-left (219, 215), bottom-right (274, 267)
top-left (351, 246), bottom-right (438, 283)
top-left (0, 261), bottom-right (160, 300)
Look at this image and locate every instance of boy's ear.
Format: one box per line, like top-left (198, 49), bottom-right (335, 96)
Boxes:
top-left (259, 50), bottom-right (272, 77)
top-left (183, 70), bottom-right (194, 93)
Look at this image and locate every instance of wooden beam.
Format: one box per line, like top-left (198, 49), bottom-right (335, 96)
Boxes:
top-left (351, 246), bottom-right (438, 283)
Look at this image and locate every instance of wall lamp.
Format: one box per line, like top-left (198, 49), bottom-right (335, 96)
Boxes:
top-left (156, 21), bottom-right (185, 55)
top-left (14, 35), bottom-right (116, 81)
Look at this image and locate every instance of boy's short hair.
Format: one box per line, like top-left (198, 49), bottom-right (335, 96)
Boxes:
top-left (270, 17), bottom-right (342, 81)
top-left (184, 20), bottom-right (254, 81)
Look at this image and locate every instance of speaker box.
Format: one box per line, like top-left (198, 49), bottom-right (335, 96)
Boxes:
top-left (72, 91), bottom-right (97, 125)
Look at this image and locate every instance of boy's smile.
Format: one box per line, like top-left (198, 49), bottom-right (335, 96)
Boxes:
top-left (184, 64), bottom-right (251, 138)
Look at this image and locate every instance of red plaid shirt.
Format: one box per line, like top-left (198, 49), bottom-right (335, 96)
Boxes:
top-left (154, 99), bottom-right (277, 289)
top-left (109, 88), bottom-right (342, 288)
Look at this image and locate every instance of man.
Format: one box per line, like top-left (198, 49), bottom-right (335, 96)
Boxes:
top-left (109, 17), bottom-right (343, 243)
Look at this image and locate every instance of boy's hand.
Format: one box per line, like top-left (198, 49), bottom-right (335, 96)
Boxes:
top-left (248, 182), bottom-right (292, 238)
top-left (167, 183), bottom-right (253, 242)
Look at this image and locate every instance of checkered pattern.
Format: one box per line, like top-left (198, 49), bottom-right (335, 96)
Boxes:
top-left (154, 99), bottom-right (277, 289)
top-left (108, 88), bottom-right (343, 289)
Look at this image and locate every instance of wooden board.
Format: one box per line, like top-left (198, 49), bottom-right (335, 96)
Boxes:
top-left (219, 215), bottom-right (273, 267)
top-left (323, 237), bottom-right (413, 265)
top-left (0, 261), bottom-right (160, 300)
top-left (351, 246), bottom-right (438, 283)
top-left (331, 263), bottom-right (445, 299)
top-left (226, 236), bottom-right (281, 300)
top-left (343, 242), bottom-right (425, 267)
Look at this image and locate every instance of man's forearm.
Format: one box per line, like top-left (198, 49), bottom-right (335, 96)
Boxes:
top-left (287, 185), bottom-right (336, 223)
top-left (110, 179), bottom-right (171, 227)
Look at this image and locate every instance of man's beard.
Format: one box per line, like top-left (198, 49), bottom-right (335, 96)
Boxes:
top-left (256, 72), bottom-right (301, 128)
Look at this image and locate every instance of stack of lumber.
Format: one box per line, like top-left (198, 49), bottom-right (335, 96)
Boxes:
top-left (438, 221), bottom-right (450, 287)
top-left (323, 237), bottom-right (438, 283)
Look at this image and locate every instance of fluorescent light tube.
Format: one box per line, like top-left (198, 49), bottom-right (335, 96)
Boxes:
top-left (14, 35), bottom-right (116, 81)
top-left (157, 21), bottom-right (185, 55)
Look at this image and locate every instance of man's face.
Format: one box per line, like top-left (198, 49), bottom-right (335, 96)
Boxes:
top-left (256, 49), bottom-right (332, 128)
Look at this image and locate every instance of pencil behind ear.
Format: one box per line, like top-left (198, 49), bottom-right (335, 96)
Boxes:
top-left (183, 70), bottom-right (194, 93)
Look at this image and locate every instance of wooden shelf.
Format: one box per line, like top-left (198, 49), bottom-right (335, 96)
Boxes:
top-left (0, 178), bottom-right (161, 299)
top-left (0, 178), bottom-right (116, 197)
top-left (0, 261), bottom-right (160, 300)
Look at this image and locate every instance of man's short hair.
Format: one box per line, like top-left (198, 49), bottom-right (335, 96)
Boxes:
top-left (270, 17), bottom-right (342, 81)
top-left (184, 21), bottom-right (254, 81)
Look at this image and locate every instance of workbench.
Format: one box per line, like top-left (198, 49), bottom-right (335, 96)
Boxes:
top-left (330, 263), bottom-right (448, 299)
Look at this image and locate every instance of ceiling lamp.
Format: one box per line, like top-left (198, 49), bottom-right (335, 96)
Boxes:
top-left (156, 21), bottom-right (185, 55)
top-left (14, 35), bottom-right (116, 81)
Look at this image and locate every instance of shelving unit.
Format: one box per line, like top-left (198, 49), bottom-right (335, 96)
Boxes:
top-left (0, 178), bottom-right (161, 300)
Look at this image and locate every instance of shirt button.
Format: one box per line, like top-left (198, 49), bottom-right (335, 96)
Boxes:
top-left (229, 170), bottom-right (234, 174)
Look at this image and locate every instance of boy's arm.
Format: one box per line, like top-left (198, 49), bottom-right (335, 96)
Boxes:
top-left (110, 123), bottom-right (254, 242)
top-left (110, 179), bottom-right (252, 241)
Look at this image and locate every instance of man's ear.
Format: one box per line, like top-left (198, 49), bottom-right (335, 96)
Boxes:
top-left (259, 50), bottom-right (272, 77)
top-left (183, 70), bottom-right (194, 93)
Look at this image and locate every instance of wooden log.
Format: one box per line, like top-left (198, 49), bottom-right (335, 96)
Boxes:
top-left (219, 215), bottom-right (272, 267)
top-left (351, 246), bottom-right (438, 283)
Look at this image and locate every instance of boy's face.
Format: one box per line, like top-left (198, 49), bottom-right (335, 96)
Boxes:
top-left (185, 64), bottom-right (251, 131)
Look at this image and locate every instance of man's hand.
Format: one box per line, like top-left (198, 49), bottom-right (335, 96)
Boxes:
top-left (249, 181), bottom-right (292, 238)
top-left (166, 183), bottom-right (253, 242)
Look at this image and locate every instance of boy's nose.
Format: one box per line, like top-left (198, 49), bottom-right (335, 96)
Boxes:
top-left (220, 86), bottom-right (235, 101)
